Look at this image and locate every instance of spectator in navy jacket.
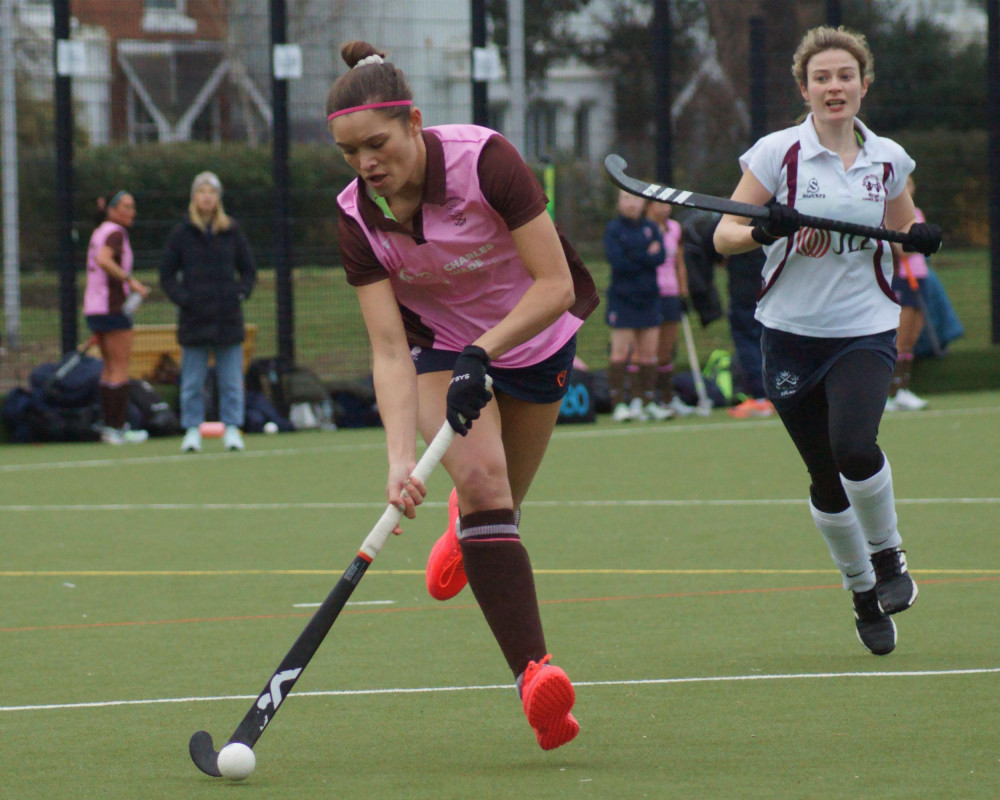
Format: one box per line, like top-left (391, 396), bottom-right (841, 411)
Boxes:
top-left (603, 190), bottom-right (671, 422)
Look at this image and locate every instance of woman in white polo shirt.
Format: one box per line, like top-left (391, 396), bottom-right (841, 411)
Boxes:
top-left (713, 26), bottom-right (941, 656)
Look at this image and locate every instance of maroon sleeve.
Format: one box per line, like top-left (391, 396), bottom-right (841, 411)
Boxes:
top-left (104, 230), bottom-right (125, 267)
top-left (477, 135), bottom-right (548, 231)
top-left (337, 204), bottom-right (390, 287)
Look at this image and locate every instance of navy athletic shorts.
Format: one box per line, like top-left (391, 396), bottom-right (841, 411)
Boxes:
top-left (86, 313), bottom-right (133, 333)
top-left (658, 295), bottom-right (683, 323)
top-left (605, 295), bottom-right (662, 330)
top-left (761, 327), bottom-right (897, 411)
top-left (412, 336), bottom-right (577, 404)
top-left (891, 274), bottom-right (925, 309)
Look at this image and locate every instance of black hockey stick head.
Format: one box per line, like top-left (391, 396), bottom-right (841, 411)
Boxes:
top-left (189, 730), bottom-right (223, 777)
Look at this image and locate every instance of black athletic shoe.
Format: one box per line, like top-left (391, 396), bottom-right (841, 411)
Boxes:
top-left (871, 547), bottom-right (918, 615)
top-left (853, 588), bottom-right (897, 655)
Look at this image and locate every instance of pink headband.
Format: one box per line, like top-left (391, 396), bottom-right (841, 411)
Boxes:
top-left (327, 100), bottom-right (412, 121)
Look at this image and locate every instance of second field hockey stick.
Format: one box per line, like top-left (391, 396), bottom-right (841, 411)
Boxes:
top-left (605, 154), bottom-right (926, 249)
top-left (680, 311), bottom-right (712, 417)
top-left (189, 411), bottom-right (470, 777)
top-left (899, 255), bottom-right (943, 357)
top-left (46, 293), bottom-right (145, 391)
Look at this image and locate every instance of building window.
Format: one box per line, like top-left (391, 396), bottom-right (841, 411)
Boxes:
top-left (573, 104), bottom-right (592, 160)
top-left (526, 101), bottom-right (557, 162)
top-left (487, 104), bottom-right (506, 138)
top-left (127, 86), bottom-right (160, 144)
top-left (146, 0), bottom-right (185, 10)
top-left (142, 0), bottom-right (196, 33)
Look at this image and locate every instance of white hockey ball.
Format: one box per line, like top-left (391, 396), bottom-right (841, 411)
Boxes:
top-left (218, 742), bottom-right (256, 780)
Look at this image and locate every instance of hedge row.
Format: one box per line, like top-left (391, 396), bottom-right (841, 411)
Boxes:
top-left (15, 142), bottom-right (355, 272)
top-left (10, 127), bottom-right (988, 274)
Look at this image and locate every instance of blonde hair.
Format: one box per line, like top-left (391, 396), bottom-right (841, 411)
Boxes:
top-left (791, 26), bottom-right (874, 88)
top-left (188, 174), bottom-right (232, 233)
top-left (188, 198), bottom-right (231, 233)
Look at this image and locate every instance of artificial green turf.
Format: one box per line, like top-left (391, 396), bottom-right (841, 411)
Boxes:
top-left (1, 393), bottom-right (998, 798)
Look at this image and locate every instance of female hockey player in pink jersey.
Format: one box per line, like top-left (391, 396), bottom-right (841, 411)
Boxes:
top-left (328, 40), bottom-right (599, 750)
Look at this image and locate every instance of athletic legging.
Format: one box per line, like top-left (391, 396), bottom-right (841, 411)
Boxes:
top-left (775, 348), bottom-right (892, 514)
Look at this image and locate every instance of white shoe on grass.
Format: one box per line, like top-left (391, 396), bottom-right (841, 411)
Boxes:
top-left (611, 402), bottom-right (633, 422)
top-left (181, 427), bottom-right (202, 453)
top-left (893, 388), bottom-right (928, 411)
top-left (224, 425), bottom-right (245, 451)
top-left (102, 426), bottom-right (148, 445)
top-left (644, 402), bottom-right (675, 421)
top-left (628, 397), bottom-right (648, 422)
top-left (666, 396), bottom-right (695, 417)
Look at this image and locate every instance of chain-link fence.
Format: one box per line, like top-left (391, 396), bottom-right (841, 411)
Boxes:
top-left (1, 0), bottom-right (993, 395)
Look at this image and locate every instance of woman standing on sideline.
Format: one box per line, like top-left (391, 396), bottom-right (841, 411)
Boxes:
top-left (713, 26), bottom-right (941, 655)
top-left (84, 191), bottom-right (150, 445)
top-left (647, 200), bottom-right (694, 417)
top-left (603, 190), bottom-right (671, 422)
top-left (329, 41), bottom-right (598, 750)
top-left (886, 175), bottom-right (930, 411)
top-left (160, 172), bottom-right (256, 453)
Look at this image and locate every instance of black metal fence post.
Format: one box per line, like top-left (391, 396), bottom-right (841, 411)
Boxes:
top-left (652, 0), bottom-right (672, 183)
top-left (989, 0), bottom-right (1000, 344)
top-left (270, 0), bottom-right (294, 364)
top-left (749, 17), bottom-right (767, 144)
top-left (54, 0), bottom-right (76, 355)
top-left (471, 0), bottom-right (488, 126)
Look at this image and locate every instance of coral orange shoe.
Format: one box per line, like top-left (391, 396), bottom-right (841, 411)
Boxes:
top-left (425, 488), bottom-right (467, 601)
top-left (520, 655), bottom-right (579, 751)
top-left (727, 398), bottom-right (775, 419)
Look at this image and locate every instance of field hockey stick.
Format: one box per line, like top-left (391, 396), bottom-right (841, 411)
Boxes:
top-left (680, 311), bottom-right (712, 417)
top-left (899, 255), bottom-right (943, 357)
top-left (189, 413), bottom-right (466, 777)
top-left (45, 293), bottom-right (145, 393)
top-left (605, 155), bottom-right (929, 250)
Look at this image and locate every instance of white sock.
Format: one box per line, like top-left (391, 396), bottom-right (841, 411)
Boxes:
top-left (810, 502), bottom-right (874, 591)
top-left (840, 457), bottom-right (902, 554)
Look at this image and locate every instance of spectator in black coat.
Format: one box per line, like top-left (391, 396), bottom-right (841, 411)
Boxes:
top-left (160, 171), bottom-right (256, 453)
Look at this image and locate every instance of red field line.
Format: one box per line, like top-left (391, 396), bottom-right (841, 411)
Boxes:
top-left (2, 576), bottom-right (996, 635)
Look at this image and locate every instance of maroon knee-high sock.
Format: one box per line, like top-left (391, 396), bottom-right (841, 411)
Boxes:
top-left (459, 509), bottom-right (546, 677)
top-left (100, 382), bottom-right (129, 429)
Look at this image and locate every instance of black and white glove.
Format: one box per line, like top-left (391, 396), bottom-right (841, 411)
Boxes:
top-left (751, 199), bottom-right (802, 246)
top-left (903, 222), bottom-right (943, 257)
top-left (446, 345), bottom-right (493, 436)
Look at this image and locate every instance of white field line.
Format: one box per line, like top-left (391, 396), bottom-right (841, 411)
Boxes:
top-left (0, 404), bottom-right (996, 474)
top-left (294, 600), bottom-right (395, 608)
top-left (0, 497), bottom-right (997, 512)
top-left (0, 441), bottom-right (385, 473)
top-left (2, 667), bottom-right (998, 714)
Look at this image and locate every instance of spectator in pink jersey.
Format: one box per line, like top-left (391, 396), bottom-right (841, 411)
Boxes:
top-left (647, 201), bottom-right (695, 418)
top-left (84, 192), bottom-right (151, 445)
top-left (886, 176), bottom-right (929, 411)
top-left (327, 40), bottom-right (598, 751)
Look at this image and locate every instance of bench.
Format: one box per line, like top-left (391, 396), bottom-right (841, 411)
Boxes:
top-left (129, 324), bottom-right (258, 380)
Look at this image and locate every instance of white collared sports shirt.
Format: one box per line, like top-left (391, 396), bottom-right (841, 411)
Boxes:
top-left (741, 113), bottom-right (915, 338)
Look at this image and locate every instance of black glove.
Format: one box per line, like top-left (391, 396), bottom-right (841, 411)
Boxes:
top-left (446, 345), bottom-right (493, 436)
top-left (678, 296), bottom-right (691, 314)
top-left (751, 199), bottom-right (801, 246)
top-left (903, 222), bottom-right (942, 257)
